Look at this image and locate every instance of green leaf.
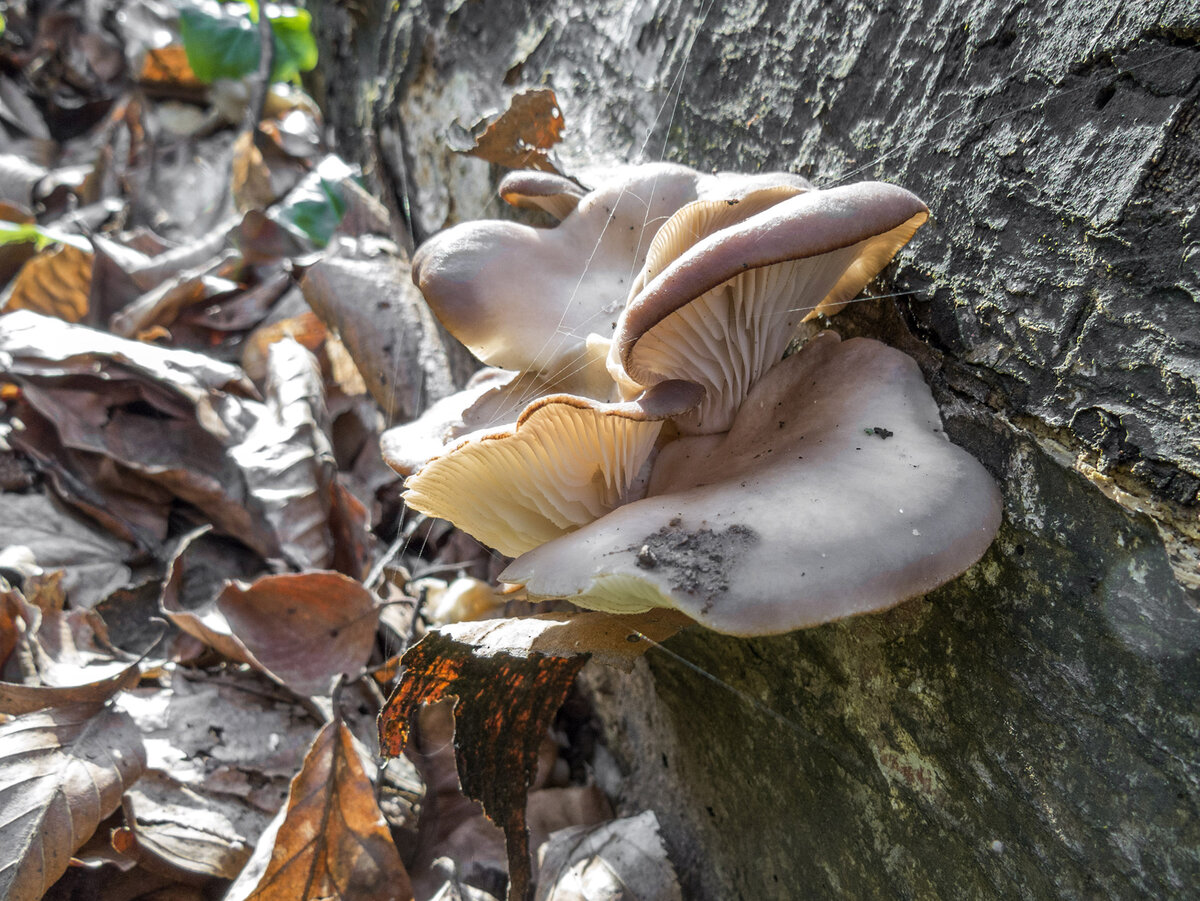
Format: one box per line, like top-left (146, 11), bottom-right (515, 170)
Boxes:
top-left (268, 9), bottom-right (319, 83)
top-left (179, 5), bottom-right (259, 83)
top-left (272, 157), bottom-right (353, 248)
top-left (178, 2), bottom-right (318, 85)
top-left (0, 221), bottom-right (92, 252)
top-left (274, 179), bottom-right (345, 247)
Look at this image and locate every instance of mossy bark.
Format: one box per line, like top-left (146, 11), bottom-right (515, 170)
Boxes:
top-left (308, 0), bottom-right (1200, 896)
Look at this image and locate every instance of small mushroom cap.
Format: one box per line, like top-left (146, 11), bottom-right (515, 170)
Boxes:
top-left (411, 164), bottom-right (816, 378)
top-left (402, 379), bottom-right (704, 558)
top-left (498, 170), bottom-right (588, 220)
top-left (411, 164), bottom-right (711, 376)
top-left (610, 182), bottom-right (928, 433)
top-left (502, 333), bottom-right (1001, 635)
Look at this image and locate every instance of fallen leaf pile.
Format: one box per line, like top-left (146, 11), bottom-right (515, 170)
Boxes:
top-left (1, 4), bottom-right (684, 900)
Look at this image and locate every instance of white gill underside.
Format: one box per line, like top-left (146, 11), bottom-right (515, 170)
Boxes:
top-left (630, 244), bottom-right (860, 433)
top-left (403, 405), bottom-right (664, 558)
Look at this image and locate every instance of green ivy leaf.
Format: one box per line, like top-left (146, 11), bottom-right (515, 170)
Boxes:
top-left (267, 9), bottom-right (319, 83)
top-left (179, 2), bottom-right (317, 85)
top-left (272, 158), bottom-right (353, 248)
top-left (179, 5), bottom-right (259, 82)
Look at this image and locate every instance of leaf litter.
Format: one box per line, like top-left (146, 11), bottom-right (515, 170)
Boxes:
top-left (0, 4), bottom-right (684, 900)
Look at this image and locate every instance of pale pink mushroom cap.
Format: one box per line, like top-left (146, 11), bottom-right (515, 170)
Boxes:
top-left (502, 333), bottom-right (1001, 634)
top-left (411, 164), bottom-right (812, 381)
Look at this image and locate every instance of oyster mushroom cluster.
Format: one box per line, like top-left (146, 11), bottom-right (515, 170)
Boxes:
top-left (382, 163), bottom-right (1001, 636)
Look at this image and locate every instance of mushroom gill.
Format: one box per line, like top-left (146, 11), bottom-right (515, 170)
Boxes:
top-left (611, 182), bottom-right (929, 434)
top-left (501, 333), bottom-right (1001, 634)
top-left (402, 380), bottom-right (703, 557)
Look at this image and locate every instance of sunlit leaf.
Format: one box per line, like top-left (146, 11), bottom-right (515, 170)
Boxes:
top-left (0, 702), bottom-right (147, 901)
top-left (1, 243), bottom-right (93, 322)
top-left (449, 89), bottom-right (565, 173)
top-left (377, 609), bottom-right (687, 901)
top-left (0, 220), bottom-right (91, 252)
top-left (225, 718), bottom-right (412, 901)
top-left (179, 2), bottom-right (318, 85)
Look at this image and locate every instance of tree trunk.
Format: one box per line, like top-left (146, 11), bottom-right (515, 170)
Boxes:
top-left (309, 1), bottom-right (1200, 897)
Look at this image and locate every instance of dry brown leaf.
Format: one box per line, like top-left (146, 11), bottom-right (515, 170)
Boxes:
top-left (229, 337), bottom-right (372, 573)
top-left (241, 312), bottom-right (329, 384)
top-left (163, 562), bottom-right (381, 697)
top-left (138, 46), bottom-right (203, 90)
top-left (0, 492), bottom-right (134, 608)
top-left (117, 769), bottom-right (255, 880)
top-left (2, 243), bottom-right (94, 322)
top-left (232, 130), bottom-right (276, 213)
top-left (0, 701), bottom-right (147, 901)
top-left (0, 597), bottom-right (140, 715)
top-left (451, 89), bottom-right (565, 174)
top-left (108, 251), bottom-right (240, 338)
top-left (115, 665), bottom-right (315, 817)
top-left (225, 718), bottom-right (413, 901)
top-left (378, 610), bottom-right (684, 901)
top-left (300, 252), bottom-right (463, 423)
top-left (534, 811), bottom-right (682, 901)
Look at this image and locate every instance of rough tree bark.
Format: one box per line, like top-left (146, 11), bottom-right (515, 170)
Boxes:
top-left (309, 1), bottom-right (1199, 897)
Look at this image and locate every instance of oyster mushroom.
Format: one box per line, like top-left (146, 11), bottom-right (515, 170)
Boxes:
top-left (501, 333), bottom-right (1001, 635)
top-left (610, 182), bottom-right (929, 433)
top-left (402, 380), bottom-right (704, 558)
top-left (411, 163), bottom-right (811, 386)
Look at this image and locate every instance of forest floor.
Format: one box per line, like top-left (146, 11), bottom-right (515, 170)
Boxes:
top-left (0, 3), bottom-right (679, 900)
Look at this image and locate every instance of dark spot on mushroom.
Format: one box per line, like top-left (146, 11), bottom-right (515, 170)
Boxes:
top-left (632, 524), bottom-right (758, 600)
top-left (778, 421), bottom-right (785, 429)
top-left (329, 628), bottom-right (340, 638)
top-left (668, 517), bottom-right (682, 527)
top-left (726, 199), bottom-right (740, 206)
top-left (1016, 544), bottom-right (1025, 556)
top-left (868, 426), bottom-right (894, 439)
top-left (625, 632), bottom-right (642, 643)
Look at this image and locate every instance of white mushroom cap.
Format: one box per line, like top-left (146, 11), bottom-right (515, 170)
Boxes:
top-left (501, 333), bottom-right (1001, 635)
top-left (610, 182), bottom-right (929, 433)
top-left (411, 164), bottom-right (814, 382)
top-left (402, 380), bottom-right (704, 558)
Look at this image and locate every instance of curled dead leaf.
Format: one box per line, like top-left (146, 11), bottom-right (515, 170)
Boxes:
top-left (377, 610), bottom-right (686, 901)
top-left (0, 701), bottom-right (147, 901)
top-left (162, 546), bottom-right (381, 698)
top-left (225, 718), bottom-right (413, 901)
top-left (449, 89), bottom-right (566, 174)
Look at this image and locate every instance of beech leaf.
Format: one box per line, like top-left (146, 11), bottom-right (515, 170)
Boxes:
top-left (163, 562), bottom-right (382, 697)
top-left (1, 243), bottom-right (93, 322)
top-left (225, 718), bottom-right (412, 901)
top-left (449, 89), bottom-right (566, 174)
top-left (0, 701), bottom-right (147, 900)
top-left (377, 609), bottom-right (686, 901)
